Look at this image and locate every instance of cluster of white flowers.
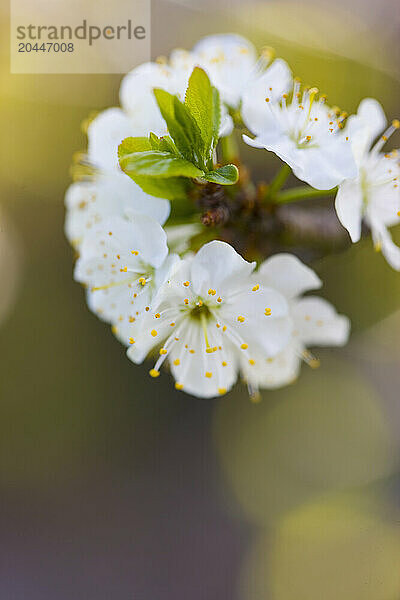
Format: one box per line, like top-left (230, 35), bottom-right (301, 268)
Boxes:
top-left (65, 33), bottom-right (399, 399)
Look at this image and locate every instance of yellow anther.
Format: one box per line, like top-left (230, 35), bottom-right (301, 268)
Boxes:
top-left (206, 348), bottom-right (214, 354)
top-left (252, 284), bottom-right (259, 292)
top-left (217, 297), bottom-right (222, 303)
top-left (129, 316), bottom-right (136, 323)
top-left (197, 300), bottom-right (203, 307)
top-left (309, 358), bottom-right (321, 369)
top-left (155, 313), bottom-right (161, 319)
top-left (151, 329), bottom-right (158, 337)
top-left (261, 46), bottom-right (275, 61)
top-left (170, 322), bottom-right (175, 327)
top-left (108, 231), bottom-right (113, 236)
top-left (222, 326), bottom-right (227, 332)
top-left (116, 254), bottom-right (120, 259)
top-left (265, 97), bottom-right (270, 103)
top-left (131, 250), bottom-right (139, 255)
top-left (248, 359), bottom-right (255, 366)
top-left (159, 348), bottom-right (167, 355)
top-left (205, 372), bottom-right (212, 378)
top-left (184, 299), bottom-right (189, 305)
top-left (208, 289), bottom-right (216, 296)
top-left (145, 306), bottom-right (150, 312)
top-left (173, 359), bottom-right (180, 366)
top-left (237, 316), bottom-right (245, 323)
top-left (218, 388), bottom-right (227, 395)
top-left (189, 349), bottom-right (195, 354)
top-left (129, 338), bottom-right (135, 345)
top-left (250, 392), bottom-right (262, 404)
top-left (183, 281), bottom-right (190, 287)
top-left (149, 369), bottom-right (160, 378)
top-left (392, 119), bottom-right (400, 129)
top-left (120, 266), bottom-right (128, 272)
top-left (241, 343), bottom-right (248, 350)
top-left (222, 361), bottom-right (227, 367)
top-left (216, 323), bottom-right (220, 328)
top-left (175, 382), bottom-right (184, 390)
top-left (264, 307), bottom-right (272, 316)
top-left (111, 325), bottom-right (118, 334)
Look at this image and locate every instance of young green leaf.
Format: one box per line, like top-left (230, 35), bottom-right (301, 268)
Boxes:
top-left (131, 175), bottom-right (191, 200)
top-left (204, 164), bottom-right (239, 185)
top-left (118, 137), bottom-right (152, 158)
top-left (153, 88), bottom-right (205, 169)
top-left (120, 150), bottom-right (204, 179)
top-left (185, 67), bottom-right (221, 167)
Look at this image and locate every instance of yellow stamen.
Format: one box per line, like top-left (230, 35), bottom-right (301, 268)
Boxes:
top-left (149, 369), bottom-right (160, 378)
top-left (151, 329), bottom-right (158, 337)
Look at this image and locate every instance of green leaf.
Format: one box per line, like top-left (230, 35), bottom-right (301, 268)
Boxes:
top-left (132, 175), bottom-right (191, 200)
top-left (158, 136), bottom-right (179, 155)
top-left (120, 150), bottom-right (204, 179)
top-left (153, 88), bottom-right (204, 168)
top-left (185, 67), bottom-right (221, 167)
top-left (118, 137), bottom-right (152, 158)
top-left (204, 164), bottom-right (239, 185)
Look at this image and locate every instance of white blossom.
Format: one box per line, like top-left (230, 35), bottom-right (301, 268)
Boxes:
top-left (74, 214), bottom-right (178, 344)
top-left (64, 106), bottom-right (171, 249)
top-left (243, 82), bottom-right (358, 189)
top-left (191, 34), bottom-right (291, 111)
top-left (335, 98), bottom-right (400, 270)
top-left (126, 241), bottom-right (292, 399)
top-left (246, 254), bottom-right (350, 390)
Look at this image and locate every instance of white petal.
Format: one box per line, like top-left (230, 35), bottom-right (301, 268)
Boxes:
top-left (242, 59), bottom-right (292, 134)
top-left (292, 138), bottom-right (358, 190)
top-left (257, 253), bottom-right (321, 299)
top-left (335, 179), bottom-right (363, 242)
top-left (169, 321), bottom-right (238, 398)
top-left (244, 340), bottom-right (301, 390)
top-left (192, 34), bottom-right (257, 107)
top-left (190, 240), bottom-right (255, 296)
top-left (222, 285), bottom-right (292, 357)
top-left (292, 297), bottom-right (351, 347)
top-left (346, 98), bottom-right (387, 161)
top-left (87, 108), bottom-right (133, 171)
top-left (120, 62), bottom-right (176, 136)
top-left (370, 222), bottom-right (400, 271)
top-left (64, 173), bottom-right (170, 248)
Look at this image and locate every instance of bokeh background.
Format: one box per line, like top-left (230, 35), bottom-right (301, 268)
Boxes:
top-left (1, 0), bottom-right (399, 597)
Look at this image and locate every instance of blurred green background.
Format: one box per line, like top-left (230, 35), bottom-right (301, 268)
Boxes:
top-left (0, 0), bottom-right (399, 597)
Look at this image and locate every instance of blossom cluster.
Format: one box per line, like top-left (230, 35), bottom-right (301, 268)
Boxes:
top-left (65, 34), bottom-right (399, 399)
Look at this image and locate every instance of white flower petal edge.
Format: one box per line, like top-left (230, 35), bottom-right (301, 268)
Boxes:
top-left (243, 83), bottom-right (358, 189)
top-left (126, 241), bottom-right (292, 399)
top-left (191, 33), bottom-right (259, 108)
top-left (74, 214), bottom-right (177, 344)
top-left (335, 98), bottom-right (400, 269)
top-left (247, 254), bottom-right (350, 390)
top-left (64, 172), bottom-right (170, 249)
